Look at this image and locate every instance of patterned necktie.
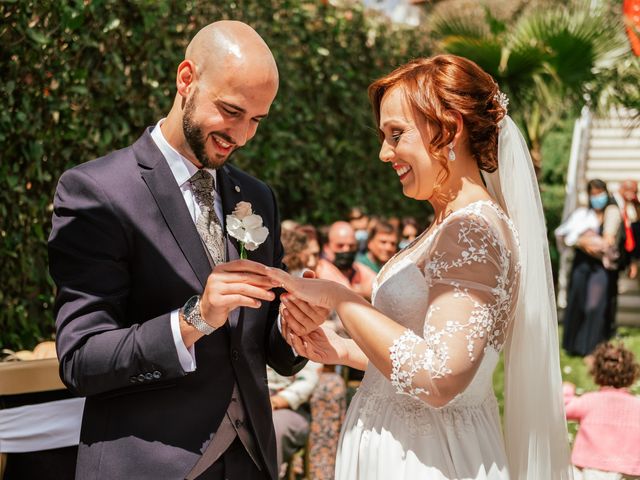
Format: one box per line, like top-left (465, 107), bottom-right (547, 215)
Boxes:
top-left (190, 169), bottom-right (225, 265)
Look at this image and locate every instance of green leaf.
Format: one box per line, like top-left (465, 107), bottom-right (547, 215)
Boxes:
top-left (26, 29), bottom-right (49, 45)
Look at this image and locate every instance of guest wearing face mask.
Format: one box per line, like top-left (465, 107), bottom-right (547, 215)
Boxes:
top-left (316, 221), bottom-right (376, 300)
top-left (556, 179), bottom-right (622, 358)
top-left (348, 207), bottom-right (370, 254)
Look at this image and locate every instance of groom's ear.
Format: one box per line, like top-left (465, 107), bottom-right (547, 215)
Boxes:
top-left (176, 60), bottom-right (196, 99)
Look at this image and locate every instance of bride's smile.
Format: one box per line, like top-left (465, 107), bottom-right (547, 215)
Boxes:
top-left (392, 162), bottom-right (412, 180)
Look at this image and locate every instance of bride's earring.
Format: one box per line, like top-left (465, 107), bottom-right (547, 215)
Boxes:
top-left (448, 143), bottom-right (456, 161)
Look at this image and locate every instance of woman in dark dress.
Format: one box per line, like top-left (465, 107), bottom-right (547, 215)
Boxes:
top-left (556, 179), bottom-right (622, 357)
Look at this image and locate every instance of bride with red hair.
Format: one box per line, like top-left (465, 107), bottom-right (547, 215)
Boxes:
top-left (270, 55), bottom-right (572, 479)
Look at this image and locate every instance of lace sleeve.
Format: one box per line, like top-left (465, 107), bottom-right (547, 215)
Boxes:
top-left (389, 210), bottom-right (519, 407)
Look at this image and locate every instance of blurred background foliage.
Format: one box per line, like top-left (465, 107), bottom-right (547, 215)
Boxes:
top-left (1, 0), bottom-right (635, 350)
top-left (1, 0), bottom-right (428, 349)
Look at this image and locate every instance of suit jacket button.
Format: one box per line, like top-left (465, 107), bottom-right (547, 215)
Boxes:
top-left (231, 350), bottom-right (239, 361)
top-left (235, 419), bottom-right (243, 429)
top-left (137, 374), bottom-right (146, 382)
top-left (152, 370), bottom-right (161, 379)
top-left (144, 373), bottom-right (153, 381)
top-left (129, 376), bottom-right (137, 383)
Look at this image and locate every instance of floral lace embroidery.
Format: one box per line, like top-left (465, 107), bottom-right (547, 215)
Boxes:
top-left (389, 207), bottom-right (519, 400)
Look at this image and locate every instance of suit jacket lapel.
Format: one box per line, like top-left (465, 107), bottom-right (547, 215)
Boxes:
top-left (218, 165), bottom-right (243, 257)
top-left (218, 165), bottom-right (245, 332)
top-left (134, 129), bottom-right (210, 289)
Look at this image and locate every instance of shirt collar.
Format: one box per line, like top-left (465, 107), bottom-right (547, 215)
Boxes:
top-left (150, 118), bottom-right (217, 190)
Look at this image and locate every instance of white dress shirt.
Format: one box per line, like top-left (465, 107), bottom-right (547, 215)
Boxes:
top-left (150, 119), bottom-right (223, 372)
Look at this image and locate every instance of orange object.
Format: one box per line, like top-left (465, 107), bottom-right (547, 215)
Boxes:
top-left (622, 208), bottom-right (637, 252)
top-left (624, 0), bottom-right (640, 56)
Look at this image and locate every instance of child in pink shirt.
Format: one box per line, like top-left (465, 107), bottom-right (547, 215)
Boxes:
top-left (564, 341), bottom-right (640, 479)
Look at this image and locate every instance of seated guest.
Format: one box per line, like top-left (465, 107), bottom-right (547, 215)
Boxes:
top-left (316, 221), bottom-right (375, 300)
top-left (281, 219), bottom-right (300, 232)
top-left (307, 370), bottom-right (347, 480)
top-left (281, 228), bottom-right (310, 276)
top-left (387, 216), bottom-right (401, 238)
top-left (268, 361), bottom-right (322, 478)
top-left (315, 222), bottom-right (374, 385)
top-left (295, 224), bottom-right (321, 273)
top-left (399, 217), bottom-right (419, 249)
top-left (564, 341), bottom-right (640, 479)
top-left (348, 207), bottom-right (370, 254)
top-left (355, 220), bottom-right (398, 274)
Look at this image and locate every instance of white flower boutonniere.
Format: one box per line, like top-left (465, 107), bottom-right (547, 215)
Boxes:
top-left (226, 201), bottom-right (269, 259)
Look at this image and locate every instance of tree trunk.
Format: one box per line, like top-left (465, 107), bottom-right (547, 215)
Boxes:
top-left (530, 138), bottom-right (542, 179)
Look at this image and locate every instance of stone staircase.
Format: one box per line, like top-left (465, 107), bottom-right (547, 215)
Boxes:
top-left (559, 107), bottom-right (640, 328)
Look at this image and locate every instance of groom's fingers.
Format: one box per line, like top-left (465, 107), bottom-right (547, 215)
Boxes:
top-left (212, 272), bottom-right (277, 289)
top-left (216, 294), bottom-right (263, 310)
top-left (216, 259), bottom-right (272, 276)
top-left (214, 283), bottom-right (276, 302)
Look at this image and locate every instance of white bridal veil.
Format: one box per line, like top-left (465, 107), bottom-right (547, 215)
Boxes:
top-left (482, 115), bottom-right (573, 479)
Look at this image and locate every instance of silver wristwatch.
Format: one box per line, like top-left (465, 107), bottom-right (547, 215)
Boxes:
top-left (180, 295), bottom-right (216, 335)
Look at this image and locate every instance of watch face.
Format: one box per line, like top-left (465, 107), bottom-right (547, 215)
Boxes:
top-left (184, 295), bottom-right (199, 316)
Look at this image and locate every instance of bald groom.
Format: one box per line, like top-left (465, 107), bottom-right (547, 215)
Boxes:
top-left (49, 22), bottom-right (311, 479)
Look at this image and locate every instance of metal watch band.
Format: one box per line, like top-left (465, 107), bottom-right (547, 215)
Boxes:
top-left (182, 295), bottom-right (216, 335)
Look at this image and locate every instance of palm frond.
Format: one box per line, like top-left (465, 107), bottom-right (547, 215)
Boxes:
top-left (431, 12), bottom-right (488, 41)
top-left (483, 6), bottom-right (508, 37)
top-left (509, 1), bottom-right (629, 90)
top-left (438, 37), bottom-right (503, 78)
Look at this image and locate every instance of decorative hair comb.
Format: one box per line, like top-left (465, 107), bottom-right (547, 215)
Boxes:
top-left (494, 91), bottom-right (509, 113)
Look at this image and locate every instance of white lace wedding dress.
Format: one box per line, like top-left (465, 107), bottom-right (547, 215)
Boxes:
top-left (336, 200), bottom-right (521, 480)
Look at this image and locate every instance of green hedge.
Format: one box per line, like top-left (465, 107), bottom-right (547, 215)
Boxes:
top-left (1, 0), bottom-right (429, 349)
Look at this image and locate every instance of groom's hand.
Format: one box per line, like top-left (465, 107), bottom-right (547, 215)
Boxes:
top-left (200, 260), bottom-right (279, 329)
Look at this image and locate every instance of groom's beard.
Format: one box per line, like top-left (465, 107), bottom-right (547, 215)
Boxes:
top-left (182, 92), bottom-right (235, 169)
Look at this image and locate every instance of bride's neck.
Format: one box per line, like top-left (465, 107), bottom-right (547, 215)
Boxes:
top-left (429, 169), bottom-right (492, 224)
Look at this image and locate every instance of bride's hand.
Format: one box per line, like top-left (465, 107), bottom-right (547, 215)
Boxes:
top-left (281, 294), bottom-right (330, 336)
top-left (268, 268), bottom-right (350, 310)
top-left (282, 316), bottom-right (349, 365)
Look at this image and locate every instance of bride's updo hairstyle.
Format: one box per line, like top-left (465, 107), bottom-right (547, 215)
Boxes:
top-left (368, 55), bottom-right (507, 186)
